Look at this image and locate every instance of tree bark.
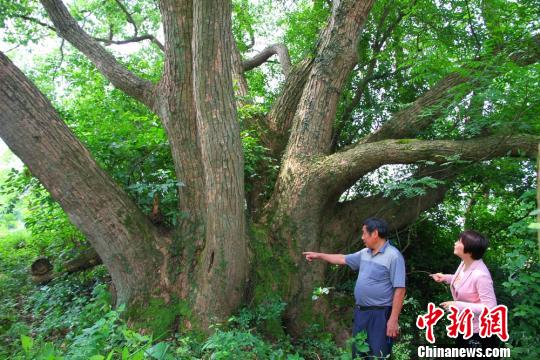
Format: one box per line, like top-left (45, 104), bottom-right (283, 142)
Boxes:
top-left (266, 5), bottom-right (377, 327)
top-left (156, 0), bottom-right (208, 258)
top-left (283, 0), bottom-right (375, 158)
top-left (266, 58), bottom-right (313, 156)
top-left (242, 43), bottom-right (291, 77)
top-left (190, 0), bottom-right (248, 324)
top-left (359, 73), bottom-right (468, 144)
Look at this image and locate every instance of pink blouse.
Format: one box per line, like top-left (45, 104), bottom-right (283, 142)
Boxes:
top-left (442, 259), bottom-right (497, 333)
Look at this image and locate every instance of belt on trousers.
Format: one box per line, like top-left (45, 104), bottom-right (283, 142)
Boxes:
top-left (355, 305), bottom-right (391, 311)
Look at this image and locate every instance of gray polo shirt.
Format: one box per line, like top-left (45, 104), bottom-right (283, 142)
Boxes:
top-left (345, 241), bottom-right (406, 306)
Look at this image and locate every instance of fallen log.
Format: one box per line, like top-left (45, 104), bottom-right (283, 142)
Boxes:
top-left (30, 247), bottom-right (102, 285)
top-left (64, 247), bottom-right (102, 273)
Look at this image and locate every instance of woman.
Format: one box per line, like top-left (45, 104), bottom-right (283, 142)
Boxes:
top-left (431, 230), bottom-right (500, 351)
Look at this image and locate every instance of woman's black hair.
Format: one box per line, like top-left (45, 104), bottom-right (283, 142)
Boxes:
top-left (460, 230), bottom-right (488, 260)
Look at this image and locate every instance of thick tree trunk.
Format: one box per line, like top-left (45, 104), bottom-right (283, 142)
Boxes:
top-left (0, 48), bottom-right (246, 333)
top-left (261, 164), bottom-right (332, 334)
top-left (154, 1), bottom-right (208, 303)
top-left (264, 0), bottom-right (376, 333)
top-left (188, 0), bottom-right (248, 325)
top-left (0, 53), bottom-right (164, 309)
top-left (265, 135), bottom-right (537, 335)
top-left (3, 0), bottom-right (251, 333)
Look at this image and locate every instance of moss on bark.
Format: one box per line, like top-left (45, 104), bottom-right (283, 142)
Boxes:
top-left (125, 296), bottom-right (197, 337)
top-left (249, 225), bottom-right (296, 302)
top-left (247, 225), bottom-right (298, 338)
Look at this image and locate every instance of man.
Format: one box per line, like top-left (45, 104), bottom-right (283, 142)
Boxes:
top-left (303, 217), bottom-right (406, 359)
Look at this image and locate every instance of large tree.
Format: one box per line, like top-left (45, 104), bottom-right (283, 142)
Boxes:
top-left (0, 0), bottom-right (538, 333)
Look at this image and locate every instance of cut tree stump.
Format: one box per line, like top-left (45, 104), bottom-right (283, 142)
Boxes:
top-left (30, 257), bottom-right (54, 284)
top-left (30, 248), bottom-right (102, 285)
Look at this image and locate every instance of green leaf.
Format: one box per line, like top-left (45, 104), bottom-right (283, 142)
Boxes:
top-left (20, 335), bottom-right (34, 354)
top-left (357, 344), bottom-right (370, 353)
top-left (121, 347), bottom-right (129, 360)
top-left (105, 350), bottom-right (115, 360)
top-left (145, 342), bottom-right (171, 359)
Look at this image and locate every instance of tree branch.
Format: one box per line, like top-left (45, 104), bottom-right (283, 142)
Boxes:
top-left (282, 0), bottom-right (376, 158)
top-left (39, 0), bottom-right (156, 108)
top-left (316, 134), bottom-right (539, 200)
top-left (231, 34), bottom-right (250, 100)
top-left (323, 184), bottom-right (450, 251)
top-left (331, 65), bottom-right (410, 150)
top-left (465, 0), bottom-right (482, 57)
top-left (322, 164), bottom-right (467, 251)
top-left (246, 31), bottom-right (255, 50)
top-left (357, 34), bottom-right (540, 146)
top-left (15, 15), bottom-right (57, 32)
top-left (191, 0), bottom-right (248, 322)
top-left (106, 0), bottom-right (165, 51)
top-left (93, 34), bottom-right (165, 51)
top-left (266, 58), bottom-right (313, 156)
top-left (0, 52), bottom-right (162, 304)
top-left (14, 12), bottom-right (165, 51)
top-left (331, 1), bottom-right (416, 151)
top-left (114, 0), bottom-right (138, 36)
top-left (242, 43), bottom-right (291, 77)
top-left (155, 0), bottom-right (207, 243)
top-left (360, 72), bottom-right (469, 144)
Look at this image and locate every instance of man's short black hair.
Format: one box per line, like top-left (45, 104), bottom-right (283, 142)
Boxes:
top-left (460, 230), bottom-right (488, 260)
top-left (362, 217), bottom-right (389, 239)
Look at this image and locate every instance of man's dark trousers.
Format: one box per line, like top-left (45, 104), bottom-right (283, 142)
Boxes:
top-left (352, 306), bottom-right (393, 359)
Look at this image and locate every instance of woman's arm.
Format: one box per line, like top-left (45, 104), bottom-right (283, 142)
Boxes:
top-left (431, 273), bottom-right (453, 284)
top-left (454, 273), bottom-right (497, 313)
top-left (432, 262), bottom-right (462, 284)
top-left (442, 274), bottom-right (453, 284)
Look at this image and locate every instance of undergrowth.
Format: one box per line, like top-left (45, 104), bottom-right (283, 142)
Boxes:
top-left (0, 230), bottom-right (370, 359)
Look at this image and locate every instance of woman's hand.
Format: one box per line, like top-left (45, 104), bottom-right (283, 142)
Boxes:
top-left (440, 301), bottom-right (457, 309)
top-left (430, 273), bottom-right (446, 283)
